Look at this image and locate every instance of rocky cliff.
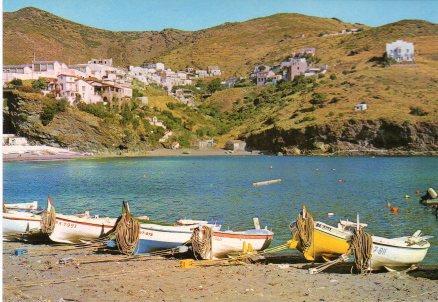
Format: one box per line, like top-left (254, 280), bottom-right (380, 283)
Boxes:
top-left (244, 119), bottom-right (438, 155)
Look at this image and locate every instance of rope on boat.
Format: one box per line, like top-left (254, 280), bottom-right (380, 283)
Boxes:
top-left (113, 201), bottom-right (140, 255)
top-left (40, 197), bottom-right (56, 235)
top-left (190, 225), bottom-right (212, 260)
top-left (295, 205), bottom-right (314, 253)
top-left (350, 228), bottom-right (373, 273)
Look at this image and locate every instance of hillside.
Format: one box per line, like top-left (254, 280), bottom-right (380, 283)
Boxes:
top-left (3, 7), bottom-right (194, 66)
top-left (3, 8), bottom-right (438, 154)
top-left (3, 7), bottom-right (358, 70)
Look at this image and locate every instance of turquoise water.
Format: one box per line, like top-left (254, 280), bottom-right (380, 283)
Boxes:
top-left (3, 156), bottom-right (438, 264)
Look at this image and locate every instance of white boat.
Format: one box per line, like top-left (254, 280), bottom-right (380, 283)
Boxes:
top-left (45, 199), bottom-right (117, 244)
top-left (49, 212), bottom-right (117, 244)
top-left (305, 219), bottom-right (432, 271)
top-left (3, 210), bottom-right (42, 237)
top-left (192, 225), bottom-right (274, 259)
top-left (134, 221), bottom-right (221, 254)
top-left (4, 201), bottom-right (38, 211)
top-left (370, 232), bottom-right (431, 271)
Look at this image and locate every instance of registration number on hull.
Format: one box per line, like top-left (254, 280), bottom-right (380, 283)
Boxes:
top-left (373, 246), bottom-right (387, 255)
top-left (56, 221), bottom-right (77, 229)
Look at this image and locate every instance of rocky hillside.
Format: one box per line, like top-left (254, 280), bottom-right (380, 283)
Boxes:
top-left (3, 83), bottom-right (222, 153)
top-left (3, 8), bottom-right (438, 154)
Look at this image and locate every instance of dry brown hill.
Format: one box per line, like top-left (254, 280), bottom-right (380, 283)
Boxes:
top-left (4, 7), bottom-right (358, 69)
top-left (3, 7), bottom-right (194, 66)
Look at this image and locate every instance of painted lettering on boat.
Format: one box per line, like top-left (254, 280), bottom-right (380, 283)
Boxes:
top-left (373, 246), bottom-right (387, 255)
top-left (316, 222), bottom-right (332, 232)
top-left (140, 230), bottom-right (153, 237)
top-left (56, 221), bottom-right (77, 228)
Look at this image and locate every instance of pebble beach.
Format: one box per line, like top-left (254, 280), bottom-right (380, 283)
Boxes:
top-left (3, 241), bottom-right (437, 302)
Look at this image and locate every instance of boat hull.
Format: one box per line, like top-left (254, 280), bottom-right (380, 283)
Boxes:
top-left (49, 214), bottom-right (115, 244)
top-left (209, 230), bottom-right (273, 259)
top-left (370, 238), bottom-right (430, 271)
top-left (289, 221), bottom-right (350, 261)
top-left (3, 212), bottom-right (41, 236)
top-left (134, 224), bottom-right (218, 254)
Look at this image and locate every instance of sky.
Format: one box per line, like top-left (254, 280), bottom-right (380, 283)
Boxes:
top-left (3, 0), bottom-right (438, 31)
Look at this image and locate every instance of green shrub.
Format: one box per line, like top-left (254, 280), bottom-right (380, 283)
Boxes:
top-left (409, 106), bottom-right (428, 116)
top-left (32, 78), bottom-right (46, 91)
top-left (310, 93), bottom-right (327, 106)
top-left (329, 74), bottom-right (337, 80)
top-left (77, 102), bottom-right (111, 119)
top-left (207, 78), bottom-right (223, 94)
top-left (9, 78), bottom-right (23, 87)
top-left (40, 98), bottom-right (69, 126)
top-left (132, 87), bottom-right (144, 98)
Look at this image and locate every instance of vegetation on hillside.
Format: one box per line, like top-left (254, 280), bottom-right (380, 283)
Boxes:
top-left (3, 8), bottom-right (438, 152)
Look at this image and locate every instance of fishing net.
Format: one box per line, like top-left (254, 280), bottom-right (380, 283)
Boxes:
top-left (350, 228), bottom-right (373, 273)
top-left (114, 202), bottom-right (140, 255)
top-left (191, 225), bottom-right (212, 259)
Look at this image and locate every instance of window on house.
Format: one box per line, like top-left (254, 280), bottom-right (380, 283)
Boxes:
top-left (47, 64), bottom-right (54, 70)
top-left (34, 64), bottom-right (41, 72)
top-left (40, 64), bottom-right (47, 71)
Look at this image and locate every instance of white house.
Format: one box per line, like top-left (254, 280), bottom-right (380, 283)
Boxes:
top-left (33, 61), bottom-right (70, 78)
top-left (75, 79), bottom-right (103, 104)
top-left (207, 66), bottom-right (221, 76)
top-left (2, 64), bottom-right (33, 83)
top-left (56, 73), bottom-right (80, 102)
top-left (386, 40), bottom-right (414, 62)
top-left (355, 102), bottom-right (368, 111)
top-left (195, 69), bottom-right (208, 78)
top-left (88, 58), bottom-right (113, 66)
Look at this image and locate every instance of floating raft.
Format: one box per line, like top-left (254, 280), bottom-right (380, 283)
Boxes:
top-left (253, 179), bottom-right (282, 187)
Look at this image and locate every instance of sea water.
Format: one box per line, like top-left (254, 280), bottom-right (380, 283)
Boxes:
top-left (3, 156), bottom-right (437, 264)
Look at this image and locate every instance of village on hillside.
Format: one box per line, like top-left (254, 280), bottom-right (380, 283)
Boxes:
top-left (3, 38), bottom-right (416, 154)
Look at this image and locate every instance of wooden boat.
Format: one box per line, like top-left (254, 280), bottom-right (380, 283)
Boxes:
top-left (288, 219), bottom-right (352, 261)
top-left (4, 201), bottom-right (38, 211)
top-left (46, 199), bottom-right (117, 244)
top-left (3, 210), bottom-right (42, 237)
top-left (289, 209), bottom-right (432, 271)
top-left (369, 232), bottom-right (431, 271)
top-left (134, 222), bottom-right (221, 254)
top-left (192, 225), bottom-right (274, 259)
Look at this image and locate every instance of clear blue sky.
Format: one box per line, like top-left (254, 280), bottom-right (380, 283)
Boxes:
top-left (3, 0), bottom-right (437, 31)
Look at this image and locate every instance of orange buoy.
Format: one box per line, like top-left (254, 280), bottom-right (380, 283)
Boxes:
top-left (386, 202), bottom-right (399, 214)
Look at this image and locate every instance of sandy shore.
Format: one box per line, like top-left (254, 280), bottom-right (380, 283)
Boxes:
top-left (3, 145), bottom-right (258, 162)
top-left (3, 241), bottom-right (437, 301)
top-left (3, 145), bottom-right (88, 162)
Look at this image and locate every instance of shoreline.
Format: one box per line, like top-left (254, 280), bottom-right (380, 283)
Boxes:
top-left (3, 241), bottom-right (437, 301)
top-left (3, 146), bottom-right (437, 163)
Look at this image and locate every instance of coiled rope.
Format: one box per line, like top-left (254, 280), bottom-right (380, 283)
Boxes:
top-left (114, 202), bottom-right (140, 255)
top-left (191, 225), bottom-right (212, 259)
top-left (350, 228), bottom-right (373, 273)
top-left (295, 206), bottom-right (314, 252)
top-left (41, 202), bottom-right (56, 235)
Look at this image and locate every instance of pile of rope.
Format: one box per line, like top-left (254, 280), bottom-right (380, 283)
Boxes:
top-left (191, 225), bottom-right (212, 259)
top-left (114, 202), bottom-right (140, 255)
top-left (41, 202), bottom-right (56, 235)
top-left (349, 228), bottom-right (373, 273)
top-left (295, 206), bottom-right (314, 253)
